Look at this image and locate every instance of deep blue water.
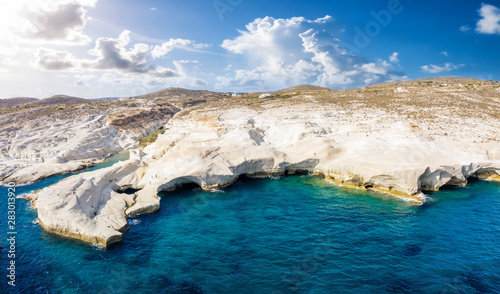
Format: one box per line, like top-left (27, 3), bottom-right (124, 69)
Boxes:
top-left (1, 159), bottom-right (500, 293)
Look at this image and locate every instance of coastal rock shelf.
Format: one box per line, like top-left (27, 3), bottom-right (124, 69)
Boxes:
top-left (28, 103), bottom-right (500, 247)
top-left (0, 101), bottom-right (179, 184)
top-left (5, 78), bottom-right (500, 247)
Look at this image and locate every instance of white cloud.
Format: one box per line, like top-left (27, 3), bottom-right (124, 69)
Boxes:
top-left (421, 62), bottom-right (462, 74)
top-left (171, 60), bottom-right (209, 87)
top-left (35, 48), bottom-right (78, 70)
top-left (312, 15), bottom-right (334, 24)
top-left (34, 31), bottom-right (180, 78)
top-left (151, 7), bottom-right (157, 11)
top-left (88, 30), bottom-right (156, 74)
top-left (98, 67), bottom-right (207, 90)
top-left (359, 62), bottom-right (388, 75)
top-left (152, 39), bottom-right (210, 59)
top-left (31, 30), bottom-right (213, 91)
top-left (389, 52), bottom-right (399, 63)
top-left (460, 25), bottom-right (472, 32)
top-left (173, 60), bottom-right (201, 75)
top-left (441, 51), bottom-right (449, 56)
top-left (221, 16), bottom-right (324, 68)
top-left (217, 16), bottom-right (406, 91)
top-left (216, 61), bottom-right (319, 90)
top-left (476, 3), bottom-right (500, 34)
top-left (7, 0), bottom-right (97, 45)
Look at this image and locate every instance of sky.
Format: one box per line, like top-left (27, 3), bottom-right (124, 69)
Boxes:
top-left (0, 0), bottom-right (499, 99)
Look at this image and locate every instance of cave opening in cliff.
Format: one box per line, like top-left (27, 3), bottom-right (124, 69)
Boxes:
top-left (176, 182), bottom-right (202, 191)
top-left (438, 177), bottom-right (470, 191)
top-left (233, 174), bottom-right (253, 184)
top-left (284, 169), bottom-right (310, 176)
top-left (158, 182), bottom-right (202, 196)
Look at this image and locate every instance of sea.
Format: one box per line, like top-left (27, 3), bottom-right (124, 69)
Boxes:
top-left (1, 153), bottom-right (499, 293)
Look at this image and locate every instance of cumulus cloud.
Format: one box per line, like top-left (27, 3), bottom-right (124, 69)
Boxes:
top-left (34, 30), bottom-right (180, 78)
top-left (421, 62), bottom-right (461, 74)
top-left (217, 16), bottom-right (405, 91)
top-left (12, 0), bottom-right (96, 45)
top-left (221, 16), bottom-right (324, 68)
top-left (441, 51), bottom-right (449, 56)
top-left (476, 3), bottom-right (500, 34)
top-left (389, 52), bottom-right (399, 63)
top-left (35, 48), bottom-right (78, 70)
top-left (173, 60), bottom-right (201, 75)
top-left (33, 30), bottom-right (211, 91)
top-left (88, 30), bottom-right (156, 74)
top-left (171, 60), bottom-right (209, 87)
top-left (216, 61), bottom-right (318, 90)
top-left (152, 39), bottom-right (193, 58)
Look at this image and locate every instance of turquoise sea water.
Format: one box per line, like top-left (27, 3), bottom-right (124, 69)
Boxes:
top-left (1, 157), bottom-right (500, 293)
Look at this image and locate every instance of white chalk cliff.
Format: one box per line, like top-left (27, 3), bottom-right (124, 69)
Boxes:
top-left (13, 78), bottom-right (500, 246)
top-left (27, 101), bottom-right (500, 247)
top-left (0, 104), bottom-right (178, 184)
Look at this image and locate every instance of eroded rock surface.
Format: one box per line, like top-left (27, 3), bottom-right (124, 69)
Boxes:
top-left (0, 102), bottom-right (178, 184)
top-left (13, 78), bottom-right (500, 246)
top-left (29, 102), bottom-right (500, 246)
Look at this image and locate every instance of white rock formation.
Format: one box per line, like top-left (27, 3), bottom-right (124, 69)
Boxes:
top-left (0, 105), bottom-right (177, 184)
top-left (26, 103), bottom-right (500, 247)
top-left (25, 150), bottom-right (145, 246)
top-left (0, 114), bottom-right (132, 184)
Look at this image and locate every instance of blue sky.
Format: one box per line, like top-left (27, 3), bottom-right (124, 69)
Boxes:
top-left (0, 0), bottom-right (499, 98)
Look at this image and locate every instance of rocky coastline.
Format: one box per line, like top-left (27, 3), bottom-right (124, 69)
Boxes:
top-left (2, 78), bottom-right (500, 247)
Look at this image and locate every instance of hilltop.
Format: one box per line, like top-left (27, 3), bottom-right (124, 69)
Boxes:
top-left (34, 95), bottom-right (87, 105)
top-left (0, 97), bottom-right (38, 109)
top-left (274, 84), bottom-right (333, 94)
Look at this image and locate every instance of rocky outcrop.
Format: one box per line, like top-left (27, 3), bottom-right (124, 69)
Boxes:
top-left (107, 105), bottom-right (180, 138)
top-left (0, 104), bottom-right (179, 184)
top-left (25, 150), bottom-right (145, 247)
top-left (9, 78), bottom-right (500, 247)
top-left (26, 102), bottom-right (500, 247)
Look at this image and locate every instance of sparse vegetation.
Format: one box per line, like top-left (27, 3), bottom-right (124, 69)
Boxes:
top-left (274, 94), bottom-right (295, 98)
top-left (137, 129), bottom-right (165, 148)
top-left (1, 77), bottom-right (499, 139)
